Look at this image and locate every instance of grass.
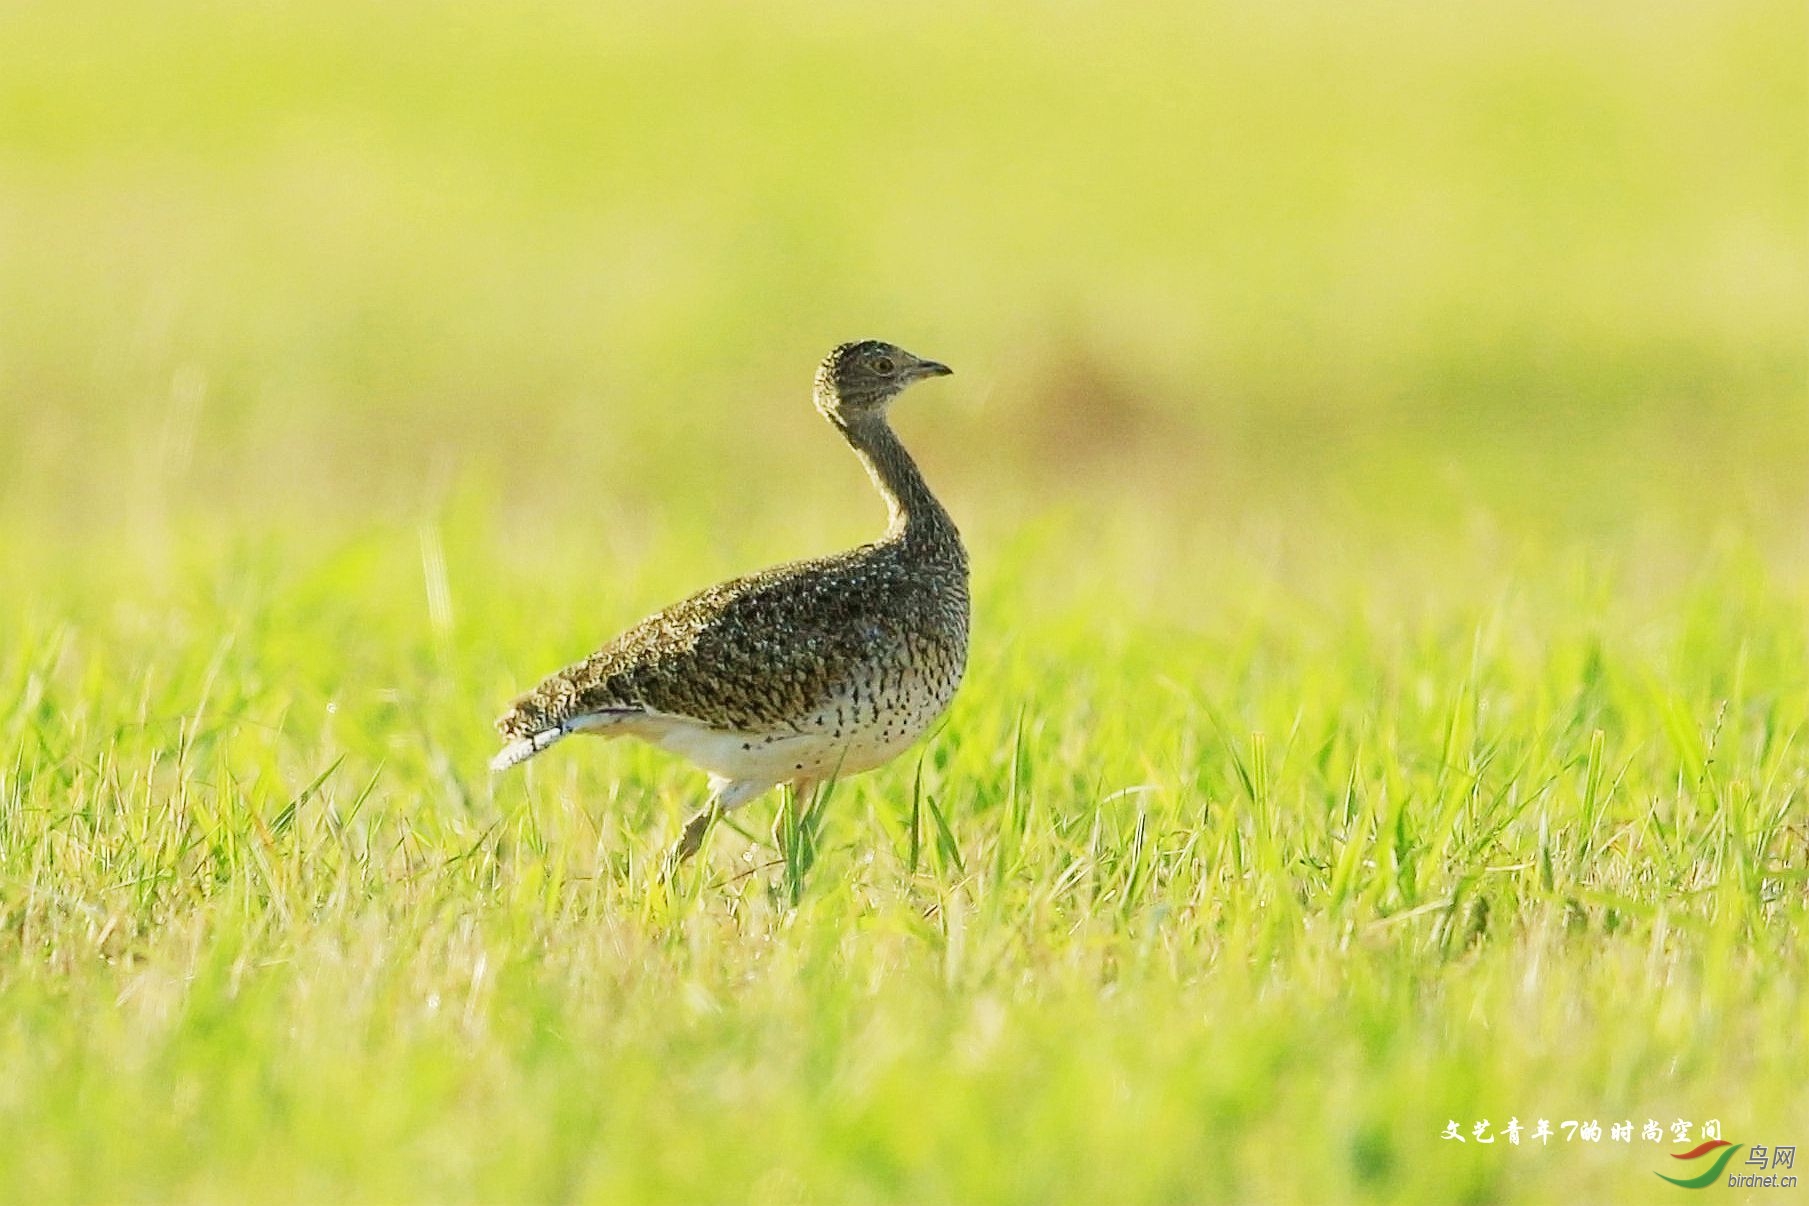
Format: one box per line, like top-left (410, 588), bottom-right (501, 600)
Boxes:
top-left (1, 0), bottom-right (1805, 1201)
top-left (2, 520), bottom-right (1803, 1202)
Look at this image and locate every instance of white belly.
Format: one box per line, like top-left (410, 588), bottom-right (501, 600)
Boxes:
top-left (632, 670), bottom-right (956, 786)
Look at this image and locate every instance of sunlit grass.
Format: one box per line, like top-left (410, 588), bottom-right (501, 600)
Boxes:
top-left (1, 516), bottom-right (1804, 1201)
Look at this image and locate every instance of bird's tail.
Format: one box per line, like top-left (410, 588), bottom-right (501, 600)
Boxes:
top-left (490, 724), bottom-right (569, 771)
top-left (490, 701), bottom-right (638, 772)
top-left (491, 696), bottom-right (567, 772)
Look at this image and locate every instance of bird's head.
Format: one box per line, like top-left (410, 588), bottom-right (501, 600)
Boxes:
top-left (813, 340), bottom-right (952, 428)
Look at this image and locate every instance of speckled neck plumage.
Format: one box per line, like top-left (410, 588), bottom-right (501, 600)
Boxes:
top-left (840, 410), bottom-right (960, 547)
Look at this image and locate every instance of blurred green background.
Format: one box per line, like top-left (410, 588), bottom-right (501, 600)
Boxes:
top-left (2, 0), bottom-right (1803, 549)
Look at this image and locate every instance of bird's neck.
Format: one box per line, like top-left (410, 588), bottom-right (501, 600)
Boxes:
top-left (841, 412), bottom-right (956, 542)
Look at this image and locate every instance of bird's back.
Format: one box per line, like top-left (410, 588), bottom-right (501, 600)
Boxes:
top-left (496, 530), bottom-right (968, 744)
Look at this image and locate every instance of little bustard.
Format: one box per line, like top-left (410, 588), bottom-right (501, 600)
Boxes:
top-left (492, 340), bottom-right (968, 863)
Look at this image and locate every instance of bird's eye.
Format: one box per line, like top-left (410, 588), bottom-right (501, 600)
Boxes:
top-left (872, 356), bottom-right (896, 375)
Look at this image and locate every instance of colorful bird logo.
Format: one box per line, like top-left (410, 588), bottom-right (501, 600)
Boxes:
top-left (1656, 1140), bottom-right (1743, 1188)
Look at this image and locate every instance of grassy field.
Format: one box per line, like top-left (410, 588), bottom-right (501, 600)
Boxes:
top-left (2, 1), bottom-right (1806, 1202)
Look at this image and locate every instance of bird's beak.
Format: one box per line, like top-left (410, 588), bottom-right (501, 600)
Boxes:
top-left (912, 359), bottom-right (953, 379)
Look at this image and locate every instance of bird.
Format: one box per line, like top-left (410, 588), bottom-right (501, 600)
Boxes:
top-left (491, 339), bottom-right (969, 866)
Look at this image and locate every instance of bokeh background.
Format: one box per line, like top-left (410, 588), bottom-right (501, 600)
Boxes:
top-left (3, 0), bottom-right (1803, 554)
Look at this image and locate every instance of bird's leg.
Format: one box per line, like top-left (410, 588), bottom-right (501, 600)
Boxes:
top-left (672, 804), bottom-right (720, 865)
top-left (667, 778), bottom-right (773, 869)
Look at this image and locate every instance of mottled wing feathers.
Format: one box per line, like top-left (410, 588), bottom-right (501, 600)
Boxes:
top-left (493, 540), bottom-right (964, 751)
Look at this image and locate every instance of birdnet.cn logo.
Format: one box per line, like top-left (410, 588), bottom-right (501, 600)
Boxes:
top-left (1440, 1117), bottom-right (1798, 1191)
top-left (1658, 1140), bottom-right (1798, 1191)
